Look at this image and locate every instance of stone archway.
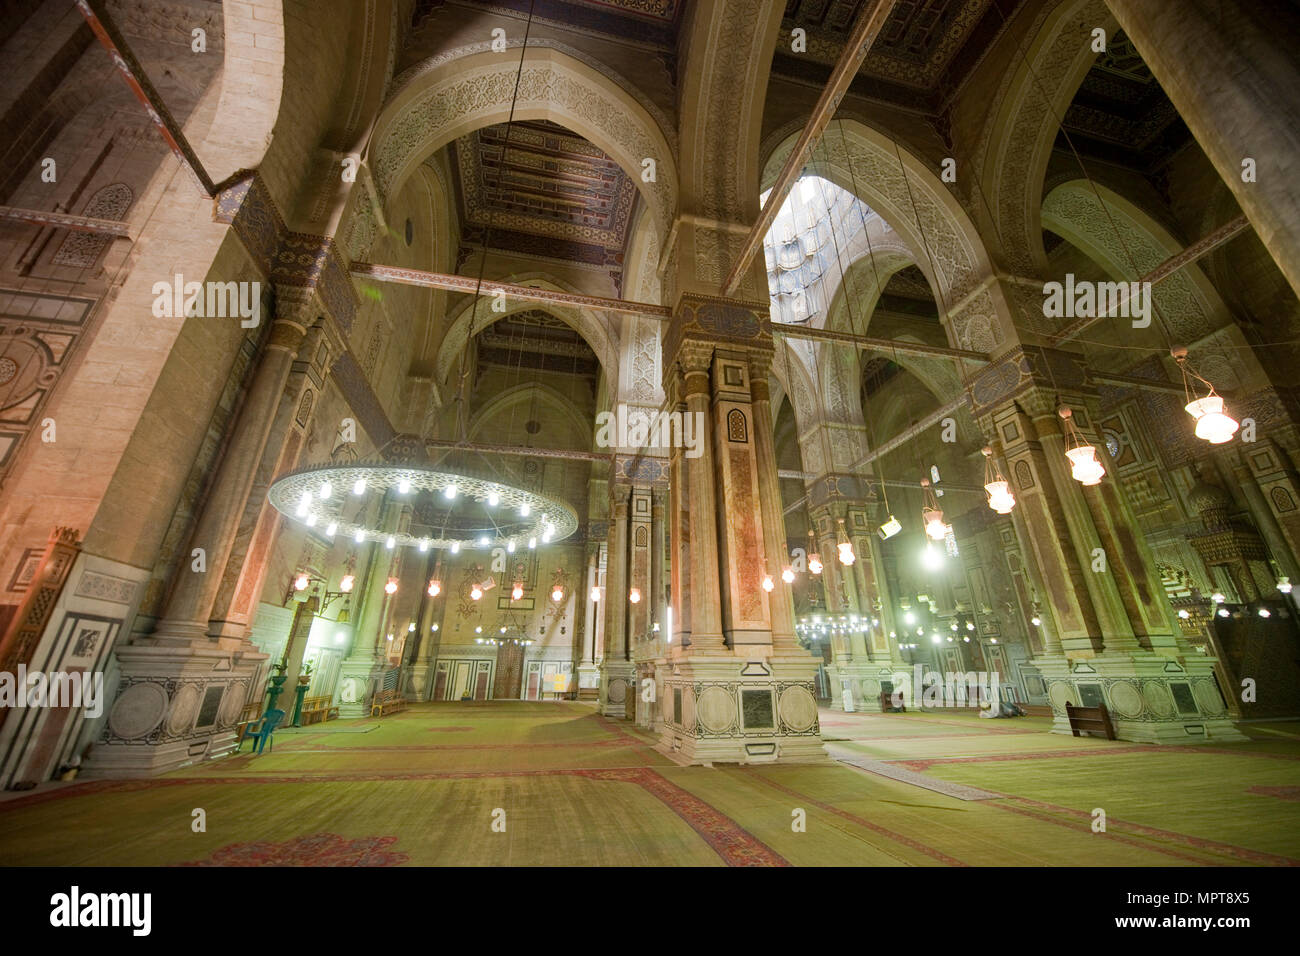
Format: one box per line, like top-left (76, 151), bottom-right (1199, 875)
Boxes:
top-left (366, 45), bottom-right (678, 243)
top-left (762, 121), bottom-right (1013, 354)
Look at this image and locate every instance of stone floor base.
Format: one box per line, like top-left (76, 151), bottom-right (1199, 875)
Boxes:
top-left (655, 652), bottom-right (827, 764)
top-left (1036, 652), bottom-right (1247, 743)
top-left (81, 642), bottom-right (266, 779)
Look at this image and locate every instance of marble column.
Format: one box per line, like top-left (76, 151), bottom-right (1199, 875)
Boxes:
top-left (1106, 0), bottom-right (1300, 298)
top-left (599, 484), bottom-right (633, 716)
top-left (748, 355), bottom-right (798, 654)
top-left (680, 344), bottom-right (726, 649)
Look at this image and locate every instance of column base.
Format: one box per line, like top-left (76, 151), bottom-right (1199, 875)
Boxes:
top-left (598, 661), bottom-right (635, 718)
top-left (336, 655), bottom-right (385, 718)
top-left (1036, 652), bottom-right (1247, 743)
top-left (81, 641), bottom-right (268, 779)
top-left (825, 662), bottom-right (904, 712)
top-left (576, 662), bottom-right (601, 701)
top-left (655, 653), bottom-right (828, 765)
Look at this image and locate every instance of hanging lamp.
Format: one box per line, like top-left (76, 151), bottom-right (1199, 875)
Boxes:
top-left (806, 528), bottom-right (823, 574)
top-left (920, 478), bottom-right (947, 540)
top-left (1058, 406), bottom-right (1105, 485)
top-left (836, 517), bottom-right (855, 566)
top-left (1172, 346), bottom-right (1239, 444)
top-left (981, 446), bottom-right (1016, 514)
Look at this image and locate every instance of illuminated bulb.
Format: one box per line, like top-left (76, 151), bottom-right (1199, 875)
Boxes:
top-left (984, 479), bottom-right (1016, 514)
top-left (1211, 592), bottom-right (1225, 604)
top-left (427, 580), bottom-right (441, 598)
top-left (552, 586), bottom-right (564, 603)
top-left (384, 578), bottom-right (398, 595)
top-left (475, 626), bottom-right (482, 634)
top-left (519, 503), bottom-right (531, 517)
top-left (318, 481), bottom-right (332, 499)
top-left (512, 584), bottom-right (524, 601)
top-left (479, 535), bottom-right (489, 547)
top-left (922, 546), bottom-right (943, 570)
top-left (781, 567), bottom-right (795, 584)
top-left (339, 574), bottom-right (355, 593)
top-left (904, 611), bottom-right (916, 625)
top-left (398, 478), bottom-right (410, 494)
top-left (1258, 607), bottom-right (1272, 618)
top-left (1278, 578), bottom-right (1293, 594)
top-left (923, 510), bottom-right (947, 541)
top-left (761, 575), bottom-right (775, 592)
top-left (1177, 609), bottom-right (1190, 619)
top-left (1185, 395), bottom-right (1239, 444)
top-left (590, 586), bottom-right (601, 602)
top-left (325, 521), bottom-right (338, 537)
top-left (444, 484), bottom-right (457, 500)
top-left (1031, 615), bottom-right (1042, 626)
top-left (352, 477), bottom-right (366, 495)
top-left (305, 513), bottom-right (318, 527)
top-left (1218, 608), bottom-right (1230, 618)
top-left (387, 634), bottom-right (393, 642)
top-left (488, 492), bottom-right (500, 507)
top-left (431, 624), bottom-right (439, 632)
top-left (470, 585), bottom-right (483, 601)
top-left (450, 542), bottom-right (460, 554)
top-left (418, 539), bottom-right (429, 552)
top-left (528, 538), bottom-right (537, 550)
top-left (386, 535), bottom-right (395, 550)
top-left (966, 621), bottom-right (975, 631)
top-left (930, 634), bottom-right (941, 645)
top-left (1065, 445), bottom-right (1105, 486)
top-left (409, 623), bottom-right (416, 632)
top-left (838, 542), bottom-right (855, 566)
top-left (354, 529), bottom-right (365, 544)
top-left (507, 541), bottom-right (515, 553)
top-left (808, 553), bottom-right (823, 575)
top-left (294, 574), bottom-right (309, 591)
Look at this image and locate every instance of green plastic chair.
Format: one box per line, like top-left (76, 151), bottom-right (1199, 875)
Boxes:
top-left (240, 708), bottom-right (285, 755)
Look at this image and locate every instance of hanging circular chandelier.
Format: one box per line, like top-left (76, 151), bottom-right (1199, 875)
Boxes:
top-left (268, 462), bottom-right (578, 551)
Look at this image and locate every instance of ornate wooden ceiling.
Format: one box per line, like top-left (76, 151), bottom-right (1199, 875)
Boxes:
top-left (450, 120), bottom-right (638, 287)
top-left (432, 0), bottom-right (682, 48)
top-left (774, 0), bottom-right (1027, 111)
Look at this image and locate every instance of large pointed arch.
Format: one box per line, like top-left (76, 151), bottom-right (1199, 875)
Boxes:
top-left (366, 44), bottom-right (677, 242)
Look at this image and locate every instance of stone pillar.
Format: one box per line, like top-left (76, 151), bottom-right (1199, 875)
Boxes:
top-left (1106, 0), bottom-right (1300, 298)
top-left (598, 485), bottom-right (633, 716)
top-left (748, 354), bottom-right (797, 653)
top-left (969, 353), bottom-right (1243, 741)
top-left (336, 498), bottom-right (400, 718)
top-left (680, 344), bottom-right (726, 649)
top-left (84, 311), bottom-right (313, 778)
top-left (577, 541), bottom-right (600, 696)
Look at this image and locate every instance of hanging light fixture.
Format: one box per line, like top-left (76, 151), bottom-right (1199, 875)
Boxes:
top-left (384, 578), bottom-right (398, 595)
top-left (806, 528), bottom-right (823, 574)
top-left (339, 574), bottom-right (355, 593)
top-left (1171, 346), bottom-right (1239, 444)
top-left (511, 582), bottom-right (524, 601)
top-left (781, 567), bottom-right (796, 584)
top-left (761, 575), bottom-right (775, 592)
top-left (470, 584), bottom-right (483, 601)
top-left (590, 585), bottom-right (601, 602)
top-left (1058, 406), bottom-right (1105, 485)
top-left (836, 517), bottom-right (855, 566)
top-left (981, 446), bottom-right (1016, 514)
top-left (427, 579), bottom-right (441, 598)
top-left (628, 587), bottom-right (642, 604)
top-left (920, 479), bottom-right (947, 540)
top-left (551, 585), bottom-right (564, 603)
top-left (293, 573), bottom-right (310, 592)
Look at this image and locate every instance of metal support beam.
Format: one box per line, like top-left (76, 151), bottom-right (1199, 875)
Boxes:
top-left (769, 322), bottom-right (989, 363)
top-left (75, 0), bottom-right (216, 197)
top-left (1051, 214), bottom-right (1250, 344)
top-left (723, 0), bottom-right (897, 296)
top-left (0, 206), bottom-right (129, 237)
top-left (351, 263), bottom-right (671, 319)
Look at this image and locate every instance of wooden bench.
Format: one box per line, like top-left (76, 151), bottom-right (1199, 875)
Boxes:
top-left (300, 695), bottom-right (340, 725)
top-left (1065, 701), bottom-right (1116, 739)
top-left (370, 689), bottom-right (408, 718)
top-left (879, 690), bottom-right (906, 712)
top-left (233, 702), bottom-right (263, 744)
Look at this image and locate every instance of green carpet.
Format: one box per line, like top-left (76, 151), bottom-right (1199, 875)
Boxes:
top-left (1, 702), bottom-right (1297, 866)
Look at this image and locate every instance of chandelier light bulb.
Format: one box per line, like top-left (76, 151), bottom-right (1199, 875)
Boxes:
top-left (354, 529), bottom-right (365, 544)
top-left (479, 535), bottom-right (489, 547)
top-left (519, 503), bottom-right (531, 517)
top-left (427, 579), bottom-right (441, 597)
top-left (1218, 608), bottom-right (1230, 618)
top-left (398, 478), bottom-right (411, 494)
top-left (984, 479), bottom-right (1016, 515)
top-left (808, 553), bottom-right (823, 574)
top-left (1184, 395), bottom-right (1239, 444)
top-left (629, 587), bottom-right (642, 603)
top-left (488, 492), bottom-right (500, 507)
top-left (1211, 592), bottom-right (1226, 604)
top-left (386, 535), bottom-right (395, 550)
top-left (1279, 577), bottom-right (1293, 594)
top-left (1031, 615), bottom-right (1042, 627)
top-left (922, 545), bottom-right (943, 570)
top-left (325, 521), bottom-right (338, 537)
top-left (838, 542), bottom-right (855, 566)
top-left (305, 513), bottom-right (318, 527)
top-left (529, 538), bottom-right (537, 550)
top-left (318, 481), bottom-right (332, 499)
top-left (339, 574), bottom-right (355, 593)
top-left (590, 586), bottom-right (601, 602)
top-left (1259, 607), bottom-right (1272, 618)
top-left (761, 575), bottom-right (775, 592)
top-left (418, 539), bottom-right (429, 552)
top-left (1177, 609), bottom-right (1190, 619)
top-left (782, 567), bottom-right (795, 584)
top-left (352, 478), bottom-right (366, 495)
top-left (384, 578), bottom-right (398, 595)
top-left (512, 583), bottom-right (524, 601)
top-left (507, 540), bottom-right (516, 553)
top-left (294, 573), bottom-right (309, 591)
top-left (443, 484), bottom-right (457, 500)
top-left (450, 542), bottom-right (460, 554)
top-left (923, 513), bottom-right (947, 541)
top-left (470, 585), bottom-right (483, 601)
top-left (552, 586), bottom-right (564, 603)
